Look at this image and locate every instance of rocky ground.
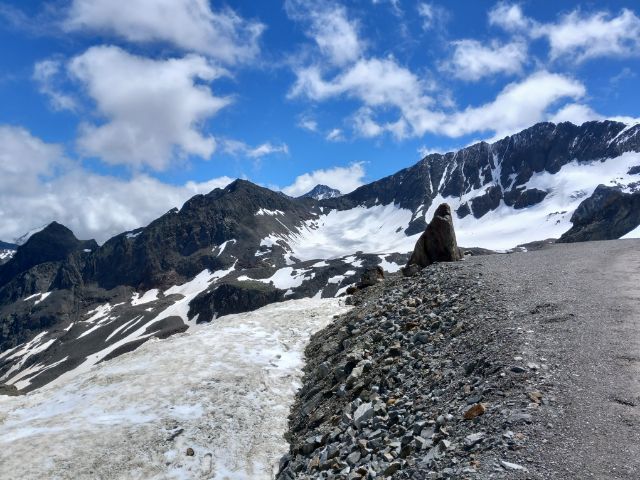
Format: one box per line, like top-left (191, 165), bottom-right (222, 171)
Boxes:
top-left (277, 240), bottom-right (640, 479)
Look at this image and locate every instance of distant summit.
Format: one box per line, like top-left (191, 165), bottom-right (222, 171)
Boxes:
top-left (300, 184), bottom-right (342, 200)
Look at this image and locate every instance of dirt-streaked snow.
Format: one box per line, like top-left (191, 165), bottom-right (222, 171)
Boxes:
top-left (0, 298), bottom-right (350, 480)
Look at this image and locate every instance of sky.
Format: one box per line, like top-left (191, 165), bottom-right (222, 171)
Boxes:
top-left (1, 0), bottom-right (640, 243)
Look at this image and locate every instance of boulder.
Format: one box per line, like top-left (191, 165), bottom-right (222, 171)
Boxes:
top-left (404, 203), bottom-right (462, 272)
top-left (358, 266), bottom-right (384, 288)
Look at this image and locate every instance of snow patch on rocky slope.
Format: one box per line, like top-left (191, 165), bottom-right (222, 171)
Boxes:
top-left (0, 298), bottom-right (350, 480)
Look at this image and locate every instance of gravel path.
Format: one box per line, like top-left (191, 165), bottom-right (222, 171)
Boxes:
top-left (279, 239), bottom-right (639, 479)
top-left (472, 239), bottom-right (640, 479)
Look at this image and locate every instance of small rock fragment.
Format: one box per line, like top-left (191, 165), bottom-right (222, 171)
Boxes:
top-left (463, 403), bottom-right (487, 420)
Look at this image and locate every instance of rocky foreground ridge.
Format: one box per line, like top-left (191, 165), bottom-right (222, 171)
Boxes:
top-left (277, 262), bottom-right (543, 479)
top-left (277, 238), bottom-right (640, 480)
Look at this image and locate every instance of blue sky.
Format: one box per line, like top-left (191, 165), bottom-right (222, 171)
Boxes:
top-left (1, 0), bottom-right (639, 242)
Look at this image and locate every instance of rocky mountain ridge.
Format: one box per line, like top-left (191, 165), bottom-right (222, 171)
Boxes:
top-left (2, 119), bottom-right (640, 392)
top-left (301, 184), bottom-right (342, 200)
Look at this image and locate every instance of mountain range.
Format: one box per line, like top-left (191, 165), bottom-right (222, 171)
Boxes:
top-left (2, 119), bottom-right (640, 393)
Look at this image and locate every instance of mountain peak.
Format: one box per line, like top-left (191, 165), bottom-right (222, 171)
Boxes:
top-left (300, 184), bottom-right (342, 200)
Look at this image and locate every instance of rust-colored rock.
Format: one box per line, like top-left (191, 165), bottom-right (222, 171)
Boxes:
top-left (463, 403), bottom-right (487, 420)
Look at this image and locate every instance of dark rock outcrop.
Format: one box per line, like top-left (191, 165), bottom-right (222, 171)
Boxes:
top-left (405, 204), bottom-right (462, 271)
top-left (188, 281), bottom-right (285, 323)
top-left (0, 222), bottom-right (96, 290)
top-left (559, 185), bottom-right (640, 242)
top-left (300, 184), bottom-right (341, 200)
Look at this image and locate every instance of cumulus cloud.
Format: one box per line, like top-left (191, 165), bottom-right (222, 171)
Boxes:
top-left (490, 3), bottom-right (640, 63)
top-left (33, 59), bottom-right (77, 111)
top-left (64, 0), bottom-right (264, 64)
top-left (282, 163), bottom-right (366, 197)
top-left (442, 71), bottom-right (586, 138)
top-left (220, 139), bottom-right (289, 158)
top-left (291, 42), bottom-right (584, 140)
top-left (69, 45), bottom-right (231, 170)
top-left (290, 57), bottom-right (439, 139)
top-left (538, 9), bottom-right (640, 63)
top-left (548, 103), bottom-right (602, 126)
top-left (488, 2), bottom-right (531, 32)
top-left (285, 0), bottom-right (363, 66)
top-left (0, 125), bottom-right (233, 243)
top-left (445, 39), bottom-right (527, 81)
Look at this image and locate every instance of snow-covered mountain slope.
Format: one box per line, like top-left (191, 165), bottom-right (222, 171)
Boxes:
top-left (300, 184), bottom-right (341, 200)
top-left (0, 241), bottom-right (16, 266)
top-left (0, 298), bottom-right (350, 479)
top-left (2, 119), bottom-right (640, 391)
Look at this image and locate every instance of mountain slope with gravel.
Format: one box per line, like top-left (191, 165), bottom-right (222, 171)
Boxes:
top-left (277, 240), bottom-right (640, 479)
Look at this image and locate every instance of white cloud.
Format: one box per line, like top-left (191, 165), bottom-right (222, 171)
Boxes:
top-left (417, 2), bottom-right (447, 30)
top-left (282, 163), bottom-right (365, 197)
top-left (298, 117), bottom-right (319, 132)
top-left (64, 0), bottom-right (264, 64)
top-left (0, 125), bottom-right (234, 243)
top-left (418, 145), bottom-right (448, 157)
top-left (490, 3), bottom-right (640, 63)
top-left (326, 128), bottom-right (344, 142)
top-left (291, 49), bottom-right (583, 140)
top-left (537, 9), bottom-right (640, 63)
top-left (445, 39), bottom-right (527, 81)
top-left (69, 45), bottom-right (231, 170)
top-left (33, 59), bottom-right (77, 111)
top-left (548, 103), bottom-right (602, 125)
top-left (0, 126), bottom-right (66, 196)
top-left (488, 2), bottom-right (531, 32)
top-left (286, 1), bottom-right (363, 66)
top-left (442, 71), bottom-right (586, 138)
top-left (290, 57), bottom-right (440, 139)
top-left (220, 139), bottom-right (289, 158)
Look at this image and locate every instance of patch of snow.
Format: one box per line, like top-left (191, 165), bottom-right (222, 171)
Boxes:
top-left (0, 299), bottom-right (350, 480)
top-left (379, 255), bottom-right (402, 273)
top-left (126, 231), bottom-right (141, 239)
top-left (0, 249), bottom-right (15, 260)
top-left (13, 224), bottom-right (47, 245)
top-left (621, 225), bottom-right (640, 239)
top-left (241, 267), bottom-right (314, 290)
top-left (34, 292), bottom-right (51, 305)
top-left (131, 289), bottom-right (159, 306)
top-left (255, 208), bottom-right (284, 216)
top-left (343, 255), bottom-right (364, 268)
top-left (85, 303), bottom-right (114, 323)
top-left (284, 204), bottom-right (416, 260)
top-left (213, 239), bottom-right (236, 256)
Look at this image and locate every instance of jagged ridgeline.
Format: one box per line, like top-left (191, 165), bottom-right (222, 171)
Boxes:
top-left (1, 119), bottom-right (640, 391)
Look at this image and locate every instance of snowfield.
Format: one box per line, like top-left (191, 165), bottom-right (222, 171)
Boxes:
top-left (262, 152), bottom-right (640, 255)
top-left (0, 298), bottom-right (350, 480)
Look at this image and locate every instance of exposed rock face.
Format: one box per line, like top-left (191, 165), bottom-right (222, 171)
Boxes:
top-left (188, 282), bottom-right (285, 323)
top-left (358, 266), bottom-right (384, 288)
top-left (405, 204), bottom-right (462, 271)
top-left (300, 184), bottom-right (341, 200)
top-left (559, 185), bottom-right (640, 242)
